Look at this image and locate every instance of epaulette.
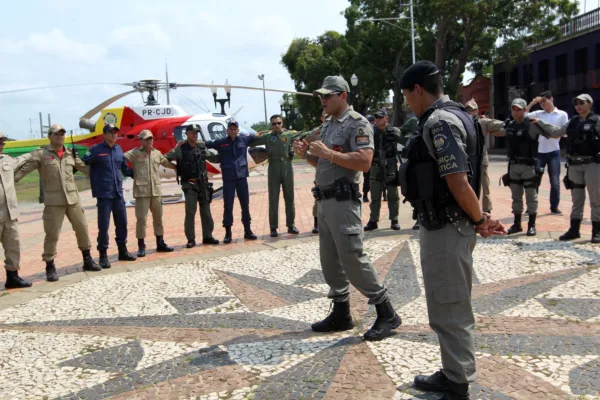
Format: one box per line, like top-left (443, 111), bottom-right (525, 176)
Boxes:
top-left (348, 110), bottom-right (363, 120)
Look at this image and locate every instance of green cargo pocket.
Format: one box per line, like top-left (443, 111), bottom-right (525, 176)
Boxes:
top-left (433, 284), bottom-right (470, 304)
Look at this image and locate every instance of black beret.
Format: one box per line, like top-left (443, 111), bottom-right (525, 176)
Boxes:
top-left (374, 109), bottom-right (387, 117)
top-left (399, 61), bottom-right (440, 89)
top-left (366, 114), bottom-right (375, 122)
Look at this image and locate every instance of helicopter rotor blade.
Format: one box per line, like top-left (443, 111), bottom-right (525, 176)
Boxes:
top-left (176, 84), bottom-right (314, 97)
top-left (80, 90), bottom-right (137, 119)
top-left (0, 83), bottom-right (126, 95)
top-left (231, 105), bottom-right (244, 117)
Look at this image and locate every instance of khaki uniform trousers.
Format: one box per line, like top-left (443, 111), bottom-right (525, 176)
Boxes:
top-left (420, 222), bottom-right (477, 384)
top-left (568, 163), bottom-right (600, 221)
top-left (482, 165), bottom-right (492, 212)
top-left (317, 197), bottom-right (388, 304)
top-left (42, 203), bottom-right (91, 262)
top-left (135, 196), bottom-right (164, 239)
top-left (0, 219), bottom-right (20, 271)
top-left (509, 164), bottom-right (538, 214)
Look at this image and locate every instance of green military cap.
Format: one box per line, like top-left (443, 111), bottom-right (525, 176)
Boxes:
top-left (185, 124), bottom-right (201, 132)
top-left (48, 124), bottom-right (66, 135)
top-left (511, 98), bottom-right (527, 109)
top-left (138, 129), bottom-right (153, 140)
top-left (313, 76), bottom-right (350, 96)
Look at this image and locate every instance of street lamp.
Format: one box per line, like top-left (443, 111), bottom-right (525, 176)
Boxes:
top-left (280, 97), bottom-right (294, 129)
top-left (349, 73), bottom-right (359, 106)
top-left (212, 80), bottom-right (231, 115)
top-left (258, 74), bottom-right (268, 131)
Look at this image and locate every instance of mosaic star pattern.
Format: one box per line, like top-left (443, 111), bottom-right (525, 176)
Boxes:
top-left (0, 238), bottom-right (599, 399)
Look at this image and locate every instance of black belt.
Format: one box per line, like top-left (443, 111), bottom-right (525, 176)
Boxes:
top-left (568, 156), bottom-right (593, 165)
top-left (317, 185), bottom-right (337, 199)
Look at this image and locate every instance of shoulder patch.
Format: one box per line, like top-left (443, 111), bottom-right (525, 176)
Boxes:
top-left (431, 122), bottom-right (450, 153)
top-left (355, 128), bottom-right (370, 145)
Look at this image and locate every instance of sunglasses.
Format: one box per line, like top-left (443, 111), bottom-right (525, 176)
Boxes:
top-left (511, 107), bottom-right (524, 112)
top-left (375, 115), bottom-right (385, 119)
top-left (320, 92), bottom-right (341, 99)
top-left (53, 132), bottom-right (66, 136)
top-left (573, 101), bottom-right (587, 106)
top-left (271, 122), bottom-right (282, 126)
top-left (465, 107), bottom-right (476, 112)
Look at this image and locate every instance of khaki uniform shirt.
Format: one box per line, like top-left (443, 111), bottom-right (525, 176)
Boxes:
top-left (315, 107), bottom-right (374, 186)
top-left (0, 154), bottom-right (28, 222)
top-left (477, 117), bottom-right (504, 166)
top-left (124, 147), bottom-right (174, 198)
top-left (15, 146), bottom-right (88, 206)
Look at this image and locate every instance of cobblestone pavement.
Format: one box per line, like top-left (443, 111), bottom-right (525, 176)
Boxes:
top-left (0, 159), bottom-right (599, 399)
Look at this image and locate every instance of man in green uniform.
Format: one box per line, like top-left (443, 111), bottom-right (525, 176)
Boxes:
top-left (293, 75), bottom-right (402, 341)
top-left (490, 99), bottom-right (546, 236)
top-left (15, 124), bottom-right (101, 282)
top-left (399, 61), bottom-right (506, 399)
top-left (251, 115), bottom-right (306, 237)
top-left (125, 130), bottom-right (177, 257)
top-left (0, 132), bottom-right (33, 289)
top-left (465, 99), bottom-right (504, 213)
top-left (166, 125), bottom-right (219, 248)
top-left (536, 94), bottom-right (600, 243)
top-left (399, 115), bottom-right (420, 230)
top-left (364, 110), bottom-right (402, 231)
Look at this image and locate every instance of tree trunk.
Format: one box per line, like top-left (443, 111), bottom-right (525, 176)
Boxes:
top-left (435, 17), bottom-right (450, 72)
top-left (392, 51), bottom-right (406, 127)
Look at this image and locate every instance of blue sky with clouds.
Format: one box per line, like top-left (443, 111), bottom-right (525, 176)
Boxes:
top-left (0, 0), bottom-right (591, 139)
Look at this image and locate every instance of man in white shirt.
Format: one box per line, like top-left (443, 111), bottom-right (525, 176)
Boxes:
top-left (525, 91), bottom-right (568, 214)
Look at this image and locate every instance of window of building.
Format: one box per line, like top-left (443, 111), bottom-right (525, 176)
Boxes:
top-left (538, 59), bottom-right (550, 82)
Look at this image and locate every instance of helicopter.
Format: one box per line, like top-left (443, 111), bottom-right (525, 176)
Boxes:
top-left (0, 78), bottom-right (313, 203)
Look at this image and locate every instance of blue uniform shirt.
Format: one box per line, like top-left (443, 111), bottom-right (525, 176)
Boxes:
top-left (82, 141), bottom-right (133, 198)
top-left (206, 134), bottom-right (255, 181)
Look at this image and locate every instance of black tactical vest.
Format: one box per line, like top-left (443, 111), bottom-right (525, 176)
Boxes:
top-left (403, 101), bottom-right (484, 214)
top-left (565, 113), bottom-right (600, 157)
top-left (505, 118), bottom-right (537, 161)
top-left (178, 142), bottom-right (207, 182)
top-left (373, 125), bottom-right (399, 163)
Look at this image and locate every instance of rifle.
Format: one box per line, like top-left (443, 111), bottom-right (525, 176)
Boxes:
top-left (378, 131), bottom-right (387, 181)
top-left (70, 130), bottom-right (78, 174)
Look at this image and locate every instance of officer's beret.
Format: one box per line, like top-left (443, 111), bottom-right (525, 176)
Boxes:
top-left (399, 61), bottom-right (440, 89)
top-left (374, 110), bottom-right (387, 118)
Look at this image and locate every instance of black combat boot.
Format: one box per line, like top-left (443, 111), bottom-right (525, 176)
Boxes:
top-left (202, 237), bottom-right (220, 245)
top-left (98, 250), bottom-right (111, 269)
top-left (507, 213), bottom-right (523, 235)
top-left (4, 270), bottom-right (32, 289)
top-left (362, 193), bottom-right (369, 203)
top-left (526, 213), bottom-right (537, 236)
top-left (311, 301), bottom-right (355, 332)
top-left (45, 261), bottom-right (59, 282)
top-left (391, 220), bottom-right (400, 231)
top-left (82, 250), bottom-right (101, 272)
top-left (117, 245), bottom-right (137, 261)
top-left (312, 217), bottom-right (319, 234)
top-left (186, 240), bottom-right (196, 249)
top-left (413, 370), bottom-right (469, 400)
top-left (412, 221), bottom-right (420, 230)
top-left (244, 225), bottom-right (257, 240)
top-left (287, 226), bottom-right (299, 234)
top-left (592, 221), bottom-right (600, 244)
top-left (137, 238), bottom-right (146, 257)
top-left (364, 221), bottom-right (378, 232)
top-left (156, 236), bottom-right (174, 252)
top-left (224, 227), bottom-right (233, 244)
top-left (560, 219), bottom-right (582, 241)
top-left (270, 229), bottom-right (279, 238)
top-left (364, 300), bottom-right (402, 341)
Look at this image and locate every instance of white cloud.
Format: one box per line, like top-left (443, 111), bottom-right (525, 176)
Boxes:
top-left (28, 28), bottom-right (107, 64)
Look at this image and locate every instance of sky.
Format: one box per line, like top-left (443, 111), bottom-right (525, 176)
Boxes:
top-left (0, 0), bottom-right (592, 140)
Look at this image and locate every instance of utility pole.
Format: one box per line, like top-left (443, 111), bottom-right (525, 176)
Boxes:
top-left (39, 112), bottom-right (44, 138)
top-left (47, 114), bottom-right (51, 130)
top-left (29, 118), bottom-right (33, 139)
top-left (409, 0), bottom-right (416, 64)
top-left (258, 74), bottom-right (268, 130)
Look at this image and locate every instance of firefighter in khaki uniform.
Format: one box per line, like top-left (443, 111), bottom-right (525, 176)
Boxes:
top-left (124, 130), bottom-right (176, 257)
top-left (15, 124), bottom-right (101, 282)
top-left (0, 132), bottom-right (32, 289)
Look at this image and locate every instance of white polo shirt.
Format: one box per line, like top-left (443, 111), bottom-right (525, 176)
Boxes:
top-left (527, 108), bottom-right (569, 154)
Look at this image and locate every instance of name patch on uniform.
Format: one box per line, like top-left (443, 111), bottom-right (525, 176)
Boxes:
top-left (43, 156), bottom-right (55, 160)
top-left (355, 128), bottom-right (370, 145)
top-left (136, 155), bottom-right (147, 158)
top-left (220, 143), bottom-right (230, 147)
top-left (98, 153), bottom-right (108, 157)
top-left (584, 124), bottom-right (592, 131)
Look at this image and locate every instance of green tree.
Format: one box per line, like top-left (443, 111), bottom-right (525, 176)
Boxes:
top-left (251, 121), bottom-right (267, 132)
top-left (281, 31), bottom-right (390, 128)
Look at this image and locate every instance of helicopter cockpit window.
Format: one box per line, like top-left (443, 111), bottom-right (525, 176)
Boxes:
top-left (208, 123), bottom-right (227, 140)
top-left (174, 126), bottom-right (187, 142)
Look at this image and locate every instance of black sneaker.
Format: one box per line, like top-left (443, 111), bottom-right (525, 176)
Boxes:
top-left (551, 208), bottom-right (563, 215)
top-left (202, 237), bottom-right (220, 245)
top-left (413, 370), bottom-right (469, 399)
top-left (185, 240), bottom-right (196, 249)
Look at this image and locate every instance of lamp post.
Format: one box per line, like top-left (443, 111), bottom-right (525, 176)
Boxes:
top-left (279, 97), bottom-right (295, 129)
top-left (258, 74), bottom-right (268, 131)
top-left (350, 73), bottom-right (359, 106)
top-left (211, 80), bottom-right (231, 115)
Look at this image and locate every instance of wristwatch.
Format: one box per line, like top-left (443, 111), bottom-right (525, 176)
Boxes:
top-left (473, 215), bottom-right (487, 226)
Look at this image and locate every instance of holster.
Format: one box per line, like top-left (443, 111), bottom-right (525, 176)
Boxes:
top-left (398, 163), bottom-right (409, 196)
top-left (414, 200), bottom-right (446, 231)
top-left (535, 167), bottom-right (545, 188)
top-left (501, 173), bottom-right (511, 187)
top-left (334, 177), bottom-right (360, 201)
top-left (206, 182), bottom-right (214, 204)
top-left (311, 185), bottom-right (322, 201)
